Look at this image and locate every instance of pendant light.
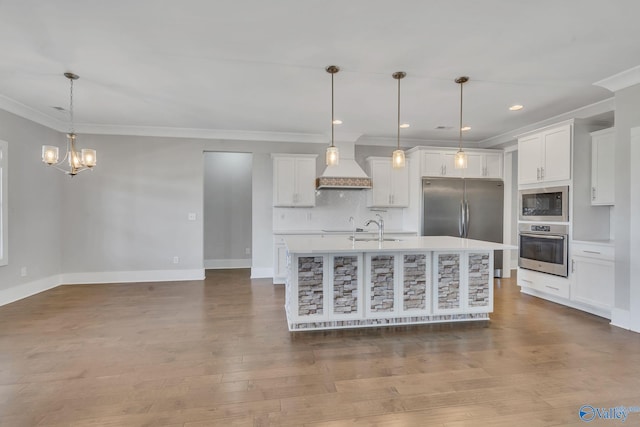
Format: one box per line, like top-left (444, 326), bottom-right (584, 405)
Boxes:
top-left (42, 72), bottom-right (97, 176)
top-left (454, 76), bottom-right (469, 169)
top-left (325, 65), bottom-right (340, 166)
top-left (392, 71), bottom-right (406, 168)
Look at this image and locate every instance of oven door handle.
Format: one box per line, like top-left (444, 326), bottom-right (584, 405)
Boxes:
top-left (520, 233), bottom-right (565, 240)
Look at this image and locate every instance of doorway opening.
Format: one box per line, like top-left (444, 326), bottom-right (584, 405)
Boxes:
top-left (203, 152), bottom-right (252, 271)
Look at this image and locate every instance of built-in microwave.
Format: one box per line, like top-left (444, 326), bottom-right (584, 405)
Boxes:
top-left (518, 186), bottom-right (569, 222)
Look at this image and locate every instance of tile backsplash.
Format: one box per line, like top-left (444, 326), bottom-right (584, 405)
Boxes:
top-left (273, 189), bottom-right (405, 232)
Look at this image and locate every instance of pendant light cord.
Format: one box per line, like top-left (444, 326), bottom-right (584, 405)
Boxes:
top-left (397, 76), bottom-right (401, 150)
top-left (458, 80), bottom-right (463, 151)
top-left (331, 71), bottom-right (335, 148)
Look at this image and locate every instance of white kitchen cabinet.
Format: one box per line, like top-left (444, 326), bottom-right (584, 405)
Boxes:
top-left (464, 152), bottom-right (503, 179)
top-left (420, 149), bottom-right (503, 179)
top-left (591, 128), bottom-right (615, 206)
top-left (366, 157), bottom-right (409, 207)
top-left (421, 151), bottom-right (462, 178)
top-left (272, 154), bottom-right (317, 207)
top-left (570, 241), bottom-right (614, 314)
top-left (518, 124), bottom-right (571, 185)
top-left (273, 235), bottom-right (288, 284)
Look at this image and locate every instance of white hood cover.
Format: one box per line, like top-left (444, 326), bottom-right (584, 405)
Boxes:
top-left (316, 141), bottom-right (372, 189)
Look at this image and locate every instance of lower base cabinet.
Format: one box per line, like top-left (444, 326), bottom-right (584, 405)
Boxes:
top-left (571, 256), bottom-right (614, 311)
top-left (285, 250), bottom-right (493, 330)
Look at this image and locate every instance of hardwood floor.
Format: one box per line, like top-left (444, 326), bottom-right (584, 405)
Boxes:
top-left (0, 270), bottom-right (639, 426)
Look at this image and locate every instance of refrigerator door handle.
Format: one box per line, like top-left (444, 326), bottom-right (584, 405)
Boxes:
top-left (458, 201), bottom-right (465, 237)
top-left (464, 201), bottom-right (470, 238)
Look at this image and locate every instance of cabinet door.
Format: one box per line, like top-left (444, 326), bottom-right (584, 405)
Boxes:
top-left (542, 125), bottom-right (571, 182)
top-left (331, 255), bottom-right (363, 319)
top-left (571, 256), bottom-right (614, 311)
top-left (483, 153), bottom-right (503, 179)
top-left (442, 153), bottom-right (463, 177)
top-left (518, 134), bottom-right (542, 184)
top-left (433, 252), bottom-right (462, 314)
top-left (295, 255), bottom-right (328, 320)
top-left (368, 159), bottom-right (392, 207)
top-left (273, 239), bottom-right (288, 284)
top-left (463, 153), bottom-right (484, 178)
top-left (390, 163), bottom-right (409, 207)
top-left (592, 133), bottom-right (615, 205)
top-left (466, 251), bottom-right (493, 312)
top-left (294, 157), bottom-right (317, 207)
top-left (422, 152), bottom-right (444, 177)
top-left (401, 253), bottom-right (430, 315)
top-left (366, 254), bottom-right (397, 317)
top-left (273, 157), bottom-right (295, 206)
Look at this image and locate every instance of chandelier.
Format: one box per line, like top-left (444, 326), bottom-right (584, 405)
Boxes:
top-left (42, 72), bottom-right (96, 176)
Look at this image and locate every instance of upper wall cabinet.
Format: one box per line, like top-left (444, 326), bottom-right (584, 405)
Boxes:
top-left (518, 124), bottom-right (571, 185)
top-left (420, 149), bottom-right (503, 179)
top-left (272, 154), bottom-right (317, 207)
top-left (590, 128), bottom-right (615, 206)
top-left (365, 157), bottom-right (409, 207)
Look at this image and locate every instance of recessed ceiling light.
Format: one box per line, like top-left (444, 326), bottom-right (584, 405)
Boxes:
top-left (332, 119), bottom-right (343, 125)
top-left (461, 126), bottom-right (471, 131)
top-left (399, 123), bottom-right (410, 128)
top-left (509, 104), bottom-right (524, 111)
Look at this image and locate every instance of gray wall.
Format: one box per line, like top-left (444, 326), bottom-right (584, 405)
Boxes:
top-left (203, 152), bottom-right (252, 263)
top-left (60, 134), bottom-right (205, 273)
top-left (613, 83), bottom-right (640, 311)
top-left (0, 109), bottom-right (63, 291)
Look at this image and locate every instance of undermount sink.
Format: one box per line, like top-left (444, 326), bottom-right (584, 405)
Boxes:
top-left (348, 237), bottom-right (402, 242)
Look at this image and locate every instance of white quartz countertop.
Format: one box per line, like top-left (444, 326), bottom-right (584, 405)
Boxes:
top-left (284, 235), bottom-right (517, 254)
top-left (273, 229), bottom-right (418, 235)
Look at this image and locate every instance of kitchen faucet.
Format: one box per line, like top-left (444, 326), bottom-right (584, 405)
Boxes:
top-left (365, 214), bottom-right (384, 242)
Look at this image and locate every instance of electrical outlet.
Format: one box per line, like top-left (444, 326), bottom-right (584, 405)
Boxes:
top-left (306, 212), bottom-right (312, 221)
top-left (20, 267), bottom-right (27, 277)
top-left (172, 256), bottom-right (179, 264)
top-left (245, 247), bottom-right (251, 255)
top-left (188, 213), bottom-right (197, 221)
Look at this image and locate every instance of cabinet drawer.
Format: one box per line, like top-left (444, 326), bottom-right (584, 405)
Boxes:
top-left (518, 268), bottom-right (570, 299)
top-left (571, 242), bottom-right (614, 260)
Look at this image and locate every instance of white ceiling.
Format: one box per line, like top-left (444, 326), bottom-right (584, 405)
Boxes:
top-left (0, 0), bottom-right (637, 146)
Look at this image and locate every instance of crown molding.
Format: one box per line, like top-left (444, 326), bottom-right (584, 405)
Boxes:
top-left (356, 135), bottom-right (472, 148)
top-left (0, 94), bottom-right (66, 131)
top-left (478, 97), bottom-right (615, 148)
top-left (594, 65), bottom-right (640, 92)
top-left (74, 123), bottom-right (329, 144)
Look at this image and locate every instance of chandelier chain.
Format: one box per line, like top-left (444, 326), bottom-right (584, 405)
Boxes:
top-left (331, 71), bottom-right (334, 148)
top-left (397, 76), bottom-right (400, 150)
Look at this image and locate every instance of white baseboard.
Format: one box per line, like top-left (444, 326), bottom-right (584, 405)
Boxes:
top-left (611, 308), bottom-right (631, 330)
top-left (0, 269), bottom-right (206, 307)
top-left (0, 275), bottom-right (61, 307)
top-left (204, 259), bottom-right (251, 269)
top-left (61, 269), bottom-right (205, 285)
top-left (251, 267), bottom-right (273, 279)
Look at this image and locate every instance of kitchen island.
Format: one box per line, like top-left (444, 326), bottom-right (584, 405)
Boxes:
top-left (283, 235), bottom-right (514, 331)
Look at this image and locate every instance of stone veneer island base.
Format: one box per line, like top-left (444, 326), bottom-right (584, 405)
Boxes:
top-left (283, 235), bottom-right (514, 331)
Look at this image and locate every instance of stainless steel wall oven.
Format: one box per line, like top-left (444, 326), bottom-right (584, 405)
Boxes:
top-left (518, 223), bottom-right (569, 277)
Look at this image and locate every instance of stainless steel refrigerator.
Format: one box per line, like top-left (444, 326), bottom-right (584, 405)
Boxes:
top-left (422, 177), bottom-right (504, 277)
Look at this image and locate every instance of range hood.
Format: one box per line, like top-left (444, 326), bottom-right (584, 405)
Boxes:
top-left (316, 141), bottom-right (372, 189)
